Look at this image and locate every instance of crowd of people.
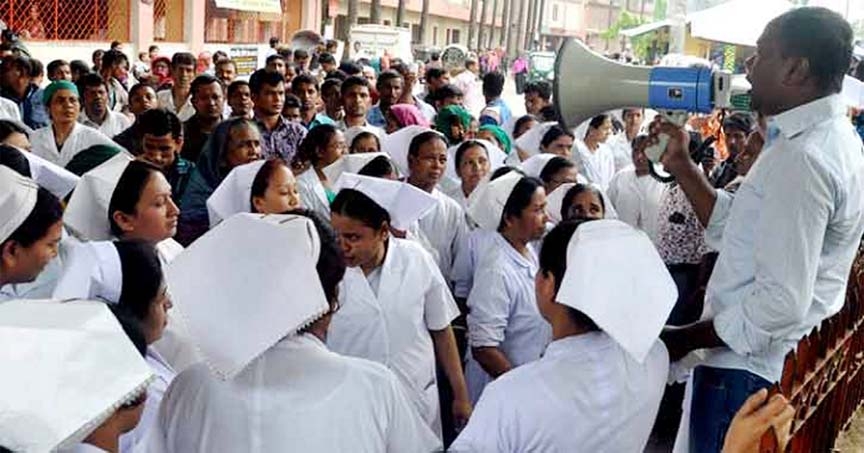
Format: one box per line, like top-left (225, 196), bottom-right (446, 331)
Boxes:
top-left (1, 6), bottom-right (863, 453)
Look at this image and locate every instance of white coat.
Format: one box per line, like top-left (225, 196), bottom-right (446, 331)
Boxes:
top-left (30, 123), bottom-right (119, 167)
top-left (451, 333), bottom-right (669, 453)
top-left (417, 188), bottom-right (468, 282)
top-left (606, 168), bottom-right (668, 243)
top-left (572, 139), bottom-right (617, 191)
top-left (120, 348), bottom-right (175, 452)
top-left (145, 333), bottom-right (440, 452)
top-left (327, 238), bottom-right (459, 440)
top-left (0, 96), bottom-right (21, 121)
top-left (79, 110), bottom-right (133, 138)
top-left (451, 229), bottom-right (497, 300)
top-left (464, 233), bottom-right (552, 403)
top-left (297, 167), bottom-right (331, 218)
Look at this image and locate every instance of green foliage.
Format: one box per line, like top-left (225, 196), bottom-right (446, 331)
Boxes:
top-left (654, 0), bottom-right (667, 20)
top-left (601, 10), bottom-right (654, 61)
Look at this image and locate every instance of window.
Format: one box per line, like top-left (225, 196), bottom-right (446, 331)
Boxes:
top-left (1, 0), bottom-right (130, 41)
top-left (451, 29), bottom-right (460, 44)
top-left (154, 0), bottom-right (184, 42)
top-left (411, 23), bottom-right (421, 44)
top-left (205, 0), bottom-right (289, 44)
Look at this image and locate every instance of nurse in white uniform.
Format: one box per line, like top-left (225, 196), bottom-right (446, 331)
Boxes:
top-left (443, 139), bottom-right (505, 210)
top-left (327, 173), bottom-right (471, 441)
top-left (0, 299), bottom-right (153, 453)
top-left (295, 123), bottom-right (346, 218)
top-left (463, 172), bottom-right (552, 403)
top-left (206, 158), bottom-right (301, 226)
top-left (0, 165), bottom-right (64, 301)
top-left (146, 213), bottom-right (439, 452)
top-left (572, 114), bottom-right (617, 190)
top-left (51, 241), bottom-right (175, 453)
top-left (606, 135), bottom-right (668, 242)
top-left (545, 182), bottom-right (618, 224)
top-left (451, 220), bottom-right (674, 452)
top-left (30, 81), bottom-right (120, 167)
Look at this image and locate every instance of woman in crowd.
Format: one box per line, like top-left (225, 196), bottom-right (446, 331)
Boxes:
top-left (295, 124), bottom-right (346, 218)
top-left (573, 114), bottom-right (616, 190)
top-left (328, 174), bottom-right (471, 444)
top-left (385, 104), bottom-right (430, 133)
top-left (435, 105), bottom-right (475, 146)
top-left (444, 140), bottom-right (494, 210)
top-left (177, 118), bottom-right (262, 245)
top-left (547, 183), bottom-right (616, 224)
top-left (476, 124), bottom-right (512, 157)
top-left (345, 126), bottom-right (381, 154)
top-left (30, 81), bottom-right (120, 167)
top-left (520, 154), bottom-right (583, 196)
top-left (207, 158), bottom-right (302, 226)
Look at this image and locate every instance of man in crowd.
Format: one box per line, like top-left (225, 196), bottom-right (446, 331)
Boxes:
top-left (710, 113), bottom-right (755, 189)
top-left (393, 62), bottom-right (436, 122)
top-left (292, 73), bottom-right (334, 130)
top-left (479, 71), bottom-right (511, 127)
top-left (98, 49), bottom-right (132, 113)
top-left (294, 49), bottom-right (310, 72)
top-left (320, 78), bottom-right (344, 124)
top-left (660, 8), bottom-right (864, 451)
top-left (76, 73), bottom-right (132, 138)
top-left (215, 59), bottom-right (237, 87)
top-left (366, 70), bottom-right (403, 128)
top-left (227, 80), bottom-right (253, 119)
top-left (113, 83), bottom-right (157, 154)
top-left (46, 59), bottom-right (71, 82)
top-left (0, 55), bottom-right (47, 129)
top-left (523, 80), bottom-right (552, 116)
top-left (181, 74), bottom-right (224, 163)
top-left (265, 54), bottom-right (287, 79)
top-left (157, 52), bottom-right (197, 121)
top-left (282, 94), bottom-right (302, 123)
top-left (423, 67), bottom-right (450, 105)
top-left (338, 76), bottom-right (376, 130)
top-left (249, 69), bottom-right (307, 162)
top-left (319, 53), bottom-right (338, 75)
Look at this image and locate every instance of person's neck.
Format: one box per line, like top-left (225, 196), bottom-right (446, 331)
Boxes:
top-left (87, 109), bottom-right (108, 125)
top-left (301, 109), bottom-right (316, 125)
top-left (485, 96), bottom-right (499, 105)
top-left (196, 113), bottom-right (221, 132)
top-left (408, 176), bottom-right (436, 194)
top-left (584, 137), bottom-right (600, 151)
top-left (255, 110), bottom-right (280, 130)
top-left (462, 181), bottom-right (478, 198)
top-left (360, 239), bottom-right (388, 276)
top-left (626, 128), bottom-right (639, 141)
top-left (83, 428), bottom-right (120, 453)
top-left (326, 108), bottom-right (343, 121)
top-left (52, 121), bottom-right (75, 142)
top-left (635, 168), bottom-right (650, 178)
top-left (314, 166), bottom-right (329, 184)
top-left (768, 90), bottom-right (830, 117)
top-left (551, 316), bottom-right (594, 341)
top-left (500, 229), bottom-right (530, 257)
top-left (172, 85), bottom-right (190, 103)
top-left (344, 113), bottom-right (366, 127)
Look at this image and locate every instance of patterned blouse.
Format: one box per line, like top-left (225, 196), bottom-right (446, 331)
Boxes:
top-left (655, 184), bottom-right (712, 265)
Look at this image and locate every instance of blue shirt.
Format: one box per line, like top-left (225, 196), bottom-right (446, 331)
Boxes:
top-left (479, 98), bottom-right (512, 127)
top-left (305, 113), bottom-right (336, 130)
top-left (1, 84), bottom-right (49, 130)
top-left (367, 105), bottom-right (387, 128)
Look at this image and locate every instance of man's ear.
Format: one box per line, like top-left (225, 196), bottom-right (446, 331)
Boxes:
top-left (782, 57), bottom-right (811, 88)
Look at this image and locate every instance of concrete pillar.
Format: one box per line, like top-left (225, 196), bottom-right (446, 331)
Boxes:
top-left (130, 0), bottom-right (154, 53)
top-left (185, 0), bottom-right (206, 53)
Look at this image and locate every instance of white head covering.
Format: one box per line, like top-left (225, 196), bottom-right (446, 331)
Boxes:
top-left (514, 121), bottom-right (556, 157)
top-left (0, 165), bottom-right (38, 244)
top-left (206, 159), bottom-right (268, 227)
top-left (519, 153), bottom-right (558, 178)
top-left (63, 152), bottom-right (135, 241)
top-left (556, 220), bottom-right (676, 362)
top-left (51, 241), bottom-right (123, 303)
top-left (0, 299), bottom-right (153, 452)
top-left (334, 172), bottom-right (436, 231)
top-left (545, 182), bottom-right (617, 224)
top-left (323, 152), bottom-right (390, 183)
top-left (444, 139), bottom-right (508, 183)
top-left (344, 125), bottom-right (382, 150)
top-left (21, 151), bottom-right (80, 199)
top-left (466, 171), bottom-right (523, 231)
top-left (166, 213), bottom-right (328, 380)
top-left (380, 125), bottom-right (441, 175)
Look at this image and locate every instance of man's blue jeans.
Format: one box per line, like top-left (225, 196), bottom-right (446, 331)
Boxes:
top-left (689, 365), bottom-right (772, 452)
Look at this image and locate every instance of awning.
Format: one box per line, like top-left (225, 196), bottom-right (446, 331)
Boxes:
top-left (687, 0), bottom-right (793, 47)
top-left (214, 0), bottom-right (281, 14)
top-left (619, 19), bottom-right (672, 38)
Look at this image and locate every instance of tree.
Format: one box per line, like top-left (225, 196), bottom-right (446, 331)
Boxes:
top-left (654, 0), bottom-right (667, 20)
top-left (370, 0), bottom-right (382, 24)
top-left (601, 10), bottom-right (652, 60)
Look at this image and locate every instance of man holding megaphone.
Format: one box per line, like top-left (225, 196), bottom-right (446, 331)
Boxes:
top-left (656, 7), bottom-right (864, 452)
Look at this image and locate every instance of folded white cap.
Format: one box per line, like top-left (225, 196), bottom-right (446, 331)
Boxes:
top-left (519, 153), bottom-right (557, 178)
top-left (334, 172), bottom-right (437, 231)
top-left (166, 213), bottom-right (328, 380)
top-left (51, 241), bottom-right (123, 304)
top-left (466, 171), bottom-right (523, 231)
top-left (513, 121), bottom-right (556, 157)
top-left (380, 125), bottom-right (442, 175)
top-left (323, 152), bottom-right (389, 183)
top-left (0, 299), bottom-right (153, 452)
top-left (556, 220), bottom-right (676, 363)
top-left (22, 150), bottom-right (80, 199)
top-left (444, 139), bottom-right (508, 183)
top-left (0, 165), bottom-right (38, 244)
top-left (63, 152), bottom-right (135, 241)
top-left (344, 125), bottom-right (382, 149)
top-left (206, 160), bottom-right (267, 227)
top-left (545, 182), bottom-right (616, 224)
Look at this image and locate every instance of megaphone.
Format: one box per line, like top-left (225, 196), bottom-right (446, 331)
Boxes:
top-left (554, 38), bottom-right (735, 182)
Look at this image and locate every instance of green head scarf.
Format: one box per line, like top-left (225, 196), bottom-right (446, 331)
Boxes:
top-left (42, 80), bottom-right (79, 107)
top-left (434, 105), bottom-right (473, 144)
top-left (478, 124), bottom-right (512, 155)
top-left (65, 145), bottom-right (122, 176)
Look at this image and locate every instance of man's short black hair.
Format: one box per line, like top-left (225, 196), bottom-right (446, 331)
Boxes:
top-left (266, 54), bottom-right (285, 66)
top-left (70, 60), bottom-right (91, 77)
top-left (319, 53), bottom-right (336, 65)
top-left (216, 59), bottom-right (237, 71)
top-left (284, 93), bottom-right (302, 109)
top-left (482, 71), bottom-right (505, 98)
top-left (101, 50), bottom-right (128, 69)
top-left (28, 58), bottom-right (43, 78)
top-left (1, 55), bottom-right (32, 75)
top-left (321, 78), bottom-right (342, 96)
top-left (269, 36), bottom-right (280, 47)
top-left (190, 74), bottom-right (221, 97)
top-left (291, 73), bottom-right (318, 93)
top-left (339, 62), bottom-right (363, 76)
top-left (425, 67), bottom-right (447, 81)
top-left (376, 70), bottom-right (403, 90)
top-left (294, 48), bottom-right (309, 60)
top-left (138, 108), bottom-right (183, 139)
top-left (524, 80), bottom-right (552, 101)
top-left (76, 72), bottom-right (108, 95)
top-left (148, 45), bottom-right (159, 53)
top-left (110, 40), bottom-right (122, 50)
top-left (227, 79), bottom-right (249, 97)
top-left (341, 76), bottom-right (369, 97)
top-left (434, 84), bottom-right (463, 100)
top-left (171, 52), bottom-right (196, 68)
top-left (46, 59), bottom-right (69, 77)
top-left (770, 7), bottom-right (853, 93)
top-left (325, 70), bottom-right (348, 82)
top-left (249, 69), bottom-right (284, 96)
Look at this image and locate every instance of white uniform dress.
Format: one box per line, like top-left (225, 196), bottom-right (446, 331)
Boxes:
top-left (451, 229), bottom-right (497, 300)
top-left (30, 123), bottom-right (119, 167)
top-left (0, 96), bottom-right (21, 121)
top-left (327, 238), bottom-right (460, 439)
top-left (119, 348), bottom-right (175, 452)
top-left (451, 333), bottom-right (669, 453)
top-left (464, 233), bottom-right (552, 403)
top-left (606, 168), bottom-right (668, 243)
top-left (79, 110), bottom-right (133, 138)
top-left (297, 167), bottom-right (331, 218)
top-left (607, 132), bottom-right (635, 172)
top-left (156, 89), bottom-right (195, 122)
top-left (417, 188), bottom-right (468, 282)
top-left (572, 139), bottom-right (617, 191)
top-left (145, 333), bottom-right (440, 453)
